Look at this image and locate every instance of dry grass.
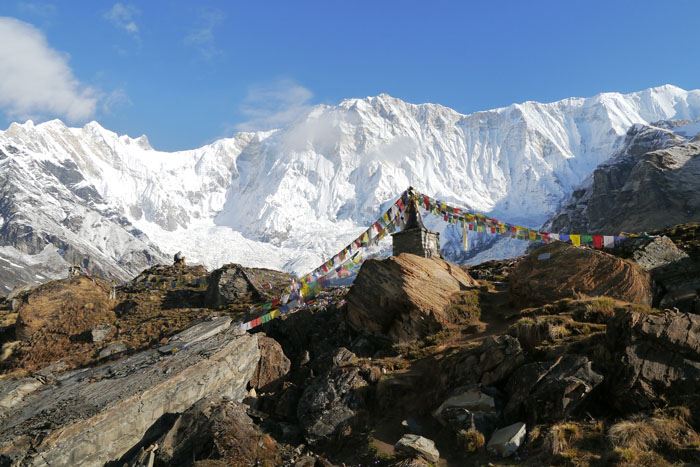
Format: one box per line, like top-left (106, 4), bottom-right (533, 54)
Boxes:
top-left (608, 416), bottom-right (660, 451)
top-left (543, 422), bottom-right (584, 458)
top-left (609, 408), bottom-right (700, 455)
top-left (446, 289), bottom-right (481, 323)
top-left (457, 429), bottom-right (485, 453)
top-left (612, 448), bottom-right (670, 466)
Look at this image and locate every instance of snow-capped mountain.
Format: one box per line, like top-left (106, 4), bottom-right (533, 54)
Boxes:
top-left (1, 84), bottom-right (700, 291)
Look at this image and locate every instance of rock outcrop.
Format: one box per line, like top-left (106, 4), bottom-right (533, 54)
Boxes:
top-left (206, 263), bottom-right (292, 307)
top-left (613, 233), bottom-right (700, 311)
top-left (546, 124), bottom-right (700, 234)
top-left (155, 396), bottom-right (281, 466)
top-left (250, 335), bottom-right (291, 392)
top-left (0, 327), bottom-right (260, 466)
top-left (346, 253), bottom-right (478, 341)
top-left (509, 242), bottom-right (653, 308)
top-left (503, 355), bottom-right (603, 424)
top-left (297, 365), bottom-right (369, 443)
top-left (605, 309), bottom-right (700, 412)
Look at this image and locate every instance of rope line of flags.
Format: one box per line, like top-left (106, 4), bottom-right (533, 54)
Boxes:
top-left (237, 187), bottom-right (634, 331)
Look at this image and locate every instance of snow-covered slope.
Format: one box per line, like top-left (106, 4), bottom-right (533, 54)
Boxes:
top-left (1, 84), bottom-right (700, 290)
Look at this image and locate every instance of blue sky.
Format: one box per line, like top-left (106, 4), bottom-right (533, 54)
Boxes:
top-left (0, 1), bottom-right (698, 150)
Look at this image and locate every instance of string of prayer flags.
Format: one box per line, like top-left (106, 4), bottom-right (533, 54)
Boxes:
top-left (413, 190), bottom-right (629, 251)
top-left (239, 187), bottom-right (636, 333)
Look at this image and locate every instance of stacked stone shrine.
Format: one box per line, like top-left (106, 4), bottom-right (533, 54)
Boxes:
top-left (391, 198), bottom-right (441, 258)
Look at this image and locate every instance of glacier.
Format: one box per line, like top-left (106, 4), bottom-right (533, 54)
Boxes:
top-left (1, 84), bottom-right (700, 289)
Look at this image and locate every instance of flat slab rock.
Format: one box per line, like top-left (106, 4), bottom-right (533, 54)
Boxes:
top-left (0, 328), bottom-right (260, 466)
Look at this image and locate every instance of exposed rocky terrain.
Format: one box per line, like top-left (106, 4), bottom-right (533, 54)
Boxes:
top-left (546, 123), bottom-right (700, 234)
top-left (1, 222), bottom-right (700, 466)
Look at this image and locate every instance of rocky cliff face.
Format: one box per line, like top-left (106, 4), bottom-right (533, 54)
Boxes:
top-left (545, 122), bottom-right (700, 234)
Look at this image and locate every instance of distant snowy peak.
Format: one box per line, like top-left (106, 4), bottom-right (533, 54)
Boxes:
top-left (1, 85), bottom-right (700, 291)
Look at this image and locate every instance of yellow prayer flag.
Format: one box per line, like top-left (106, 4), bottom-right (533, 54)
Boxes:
top-left (570, 234), bottom-right (581, 246)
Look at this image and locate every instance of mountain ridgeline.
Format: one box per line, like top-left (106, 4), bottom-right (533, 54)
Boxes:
top-left (1, 85), bottom-right (700, 291)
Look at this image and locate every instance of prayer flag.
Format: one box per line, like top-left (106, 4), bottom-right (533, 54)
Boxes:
top-left (570, 235), bottom-right (581, 246)
top-left (593, 235), bottom-right (603, 249)
top-left (603, 236), bottom-right (615, 248)
top-left (462, 222), bottom-right (468, 250)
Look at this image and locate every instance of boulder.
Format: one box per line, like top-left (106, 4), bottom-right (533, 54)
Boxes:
top-left (629, 236), bottom-right (689, 270)
top-left (615, 233), bottom-right (700, 311)
top-left (249, 335), bottom-right (291, 392)
top-left (438, 335), bottom-right (525, 391)
top-left (155, 396), bottom-right (281, 466)
top-left (0, 329), bottom-right (260, 466)
top-left (206, 263), bottom-right (291, 307)
top-left (605, 309), bottom-right (700, 412)
top-left (394, 434), bottom-right (440, 463)
top-left (503, 355), bottom-right (603, 424)
top-left (487, 422), bottom-right (527, 457)
top-left (90, 324), bottom-right (115, 343)
top-left (297, 366), bottom-right (369, 442)
top-left (479, 335), bottom-right (526, 385)
top-left (433, 386), bottom-right (499, 437)
top-left (509, 242), bottom-right (653, 308)
top-left (346, 253), bottom-right (478, 342)
top-left (434, 387), bottom-right (495, 416)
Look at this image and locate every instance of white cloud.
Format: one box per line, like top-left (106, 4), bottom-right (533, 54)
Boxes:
top-left (0, 17), bottom-right (97, 122)
top-left (104, 3), bottom-right (139, 37)
top-left (184, 8), bottom-right (225, 60)
top-left (236, 80), bottom-right (314, 131)
top-left (102, 87), bottom-right (131, 114)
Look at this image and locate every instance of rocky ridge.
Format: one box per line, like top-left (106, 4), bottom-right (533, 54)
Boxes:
top-left (1, 223), bottom-right (700, 465)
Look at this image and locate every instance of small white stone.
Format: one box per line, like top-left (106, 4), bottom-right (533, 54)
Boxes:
top-left (487, 422), bottom-right (527, 457)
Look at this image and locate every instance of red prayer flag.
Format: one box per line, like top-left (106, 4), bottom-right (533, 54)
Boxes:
top-left (593, 235), bottom-right (604, 249)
